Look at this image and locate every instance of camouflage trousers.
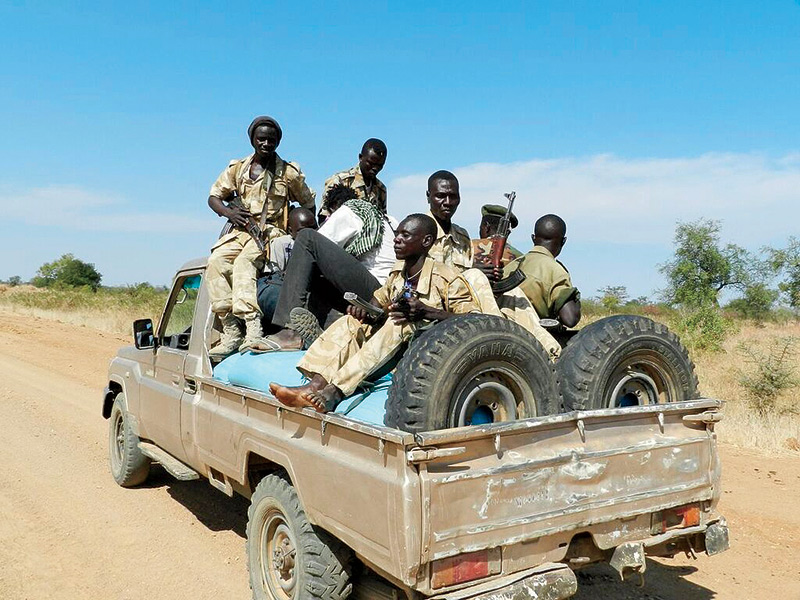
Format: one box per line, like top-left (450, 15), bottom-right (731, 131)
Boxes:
top-left (207, 231), bottom-right (269, 318)
top-left (297, 314), bottom-right (414, 396)
top-left (461, 269), bottom-right (561, 359)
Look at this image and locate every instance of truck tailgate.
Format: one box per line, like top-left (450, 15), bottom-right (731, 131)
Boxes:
top-left (411, 400), bottom-right (722, 563)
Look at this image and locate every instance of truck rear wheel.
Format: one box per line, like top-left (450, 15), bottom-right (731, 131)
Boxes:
top-left (247, 473), bottom-right (352, 600)
top-left (557, 315), bottom-right (699, 411)
top-left (108, 393), bottom-right (151, 487)
top-left (385, 314), bottom-right (561, 433)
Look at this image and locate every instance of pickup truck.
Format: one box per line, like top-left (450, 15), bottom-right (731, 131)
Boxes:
top-left (103, 257), bottom-right (730, 600)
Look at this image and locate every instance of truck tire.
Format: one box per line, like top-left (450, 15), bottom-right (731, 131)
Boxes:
top-left (108, 393), bottom-right (151, 487)
top-left (247, 473), bottom-right (353, 600)
top-left (385, 314), bottom-right (561, 433)
top-left (557, 315), bottom-right (699, 411)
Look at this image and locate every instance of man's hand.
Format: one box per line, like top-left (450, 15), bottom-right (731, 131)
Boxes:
top-left (226, 204), bottom-right (252, 228)
top-left (472, 256), bottom-right (503, 283)
top-left (388, 297), bottom-right (428, 325)
top-left (346, 304), bottom-right (372, 323)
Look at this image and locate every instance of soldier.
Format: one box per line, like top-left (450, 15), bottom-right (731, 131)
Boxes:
top-left (269, 214), bottom-right (478, 413)
top-left (425, 170), bottom-right (474, 271)
top-left (318, 138), bottom-right (388, 224)
top-left (206, 116), bottom-right (316, 358)
top-left (471, 204), bottom-right (523, 266)
top-left (504, 214), bottom-right (582, 328)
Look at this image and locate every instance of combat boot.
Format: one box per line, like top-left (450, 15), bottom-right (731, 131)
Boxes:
top-left (208, 313), bottom-right (243, 360)
top-left (239, 314), bottom-right (272, 352)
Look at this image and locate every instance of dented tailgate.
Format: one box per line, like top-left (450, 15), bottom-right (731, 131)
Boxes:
top-left (411, 400), bottom-right (722, 564)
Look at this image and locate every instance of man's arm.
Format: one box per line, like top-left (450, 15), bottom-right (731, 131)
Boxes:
top-left (558, 297), bottom-right (581, 328)
top-left (286, 162), bottom-right (316, 211)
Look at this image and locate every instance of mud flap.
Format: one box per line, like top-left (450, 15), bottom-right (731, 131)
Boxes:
top-left (609, 542), bottom-right (647, 583)
top-left (705, 521), bottom-right (730, 556)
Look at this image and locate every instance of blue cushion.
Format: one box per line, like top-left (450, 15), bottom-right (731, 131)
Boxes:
top-left (212, 351), bottom-right (390, 426)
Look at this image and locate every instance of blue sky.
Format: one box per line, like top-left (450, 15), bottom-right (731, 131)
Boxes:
top-left (2, 1), bottom-right (799, 299)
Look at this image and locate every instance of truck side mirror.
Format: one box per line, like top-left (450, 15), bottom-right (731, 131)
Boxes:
top-left (133, 318), bottom-right (155, 349)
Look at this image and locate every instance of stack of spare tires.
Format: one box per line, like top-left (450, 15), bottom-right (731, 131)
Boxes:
top-left (384, 314), bottom-right (699, 433)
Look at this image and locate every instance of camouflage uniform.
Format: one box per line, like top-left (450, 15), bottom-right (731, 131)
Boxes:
top-left (503, 246), bottom-right (579, 320)
top-left (319, 164), bottom-right (387, 221)
top-left (206, 154), bottom-right (315, 317)
top-left (461, 269), bottom-right (561, 359)
top-left (427, 211), bottom-right (473, 271)
top-left (296, 257), bottom-right (477, 396)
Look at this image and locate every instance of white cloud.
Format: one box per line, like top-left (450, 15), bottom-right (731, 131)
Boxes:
top-left (389, 152), bottom-right (800, 245)
top-left (0, 184), bottom-right (215, 234)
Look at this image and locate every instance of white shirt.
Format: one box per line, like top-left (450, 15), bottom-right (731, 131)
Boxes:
top-left (266, 235), bottom-right (293, 273)
top-left (318, 206), bottom-right (398, 284)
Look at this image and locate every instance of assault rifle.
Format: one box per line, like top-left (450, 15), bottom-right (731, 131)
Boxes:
top-left (223, 192), bottom-right (267, 253)
top-left (488, 191), bottom-right (526, 294)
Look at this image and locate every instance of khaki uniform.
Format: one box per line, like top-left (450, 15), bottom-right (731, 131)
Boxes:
top-left (319, 164), bottom-right (387, 220)
top-left (504, 246), bottom-right (579, 320)
top-left (207, 153), bottom-right (316, 317)
top-left (460, 269), bottom-right (561, 359)
top-left (471, 238), bottom-right (522, 266)
top-left (296, 257), bottom-right (477, 396)
top-left (427, 212), bottom-right (473, 271)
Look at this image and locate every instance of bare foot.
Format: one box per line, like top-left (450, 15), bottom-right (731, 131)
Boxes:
top-left (267, 328), bottom-right (304, 350)
top-left (305, 384), bottom-right (344, 413)
top-left (269, 374), bottom-right (328, 410)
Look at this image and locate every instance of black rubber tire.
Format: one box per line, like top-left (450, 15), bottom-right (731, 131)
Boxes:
top-left (108, 393), bottom-right (151, 487)
top-left (385, 314), bottom-right (561, 433)
top-left (557, 315), bottom-right (699, 411)
top-left (247, 472), bottom-right (353, 600)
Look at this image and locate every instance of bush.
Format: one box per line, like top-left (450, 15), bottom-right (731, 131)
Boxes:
top-left (670, 305), bottom-right (737, 354)
top-left (32, 254), bottom-right (102, 291)
top-left (738, 337), bottom-right (799, 416)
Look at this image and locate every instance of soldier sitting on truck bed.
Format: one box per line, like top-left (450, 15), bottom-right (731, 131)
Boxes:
top-left (255, 207), bottom-right (318, 327)
top-left (269, 213), bottom-right (478, 413)
top-left (425, 171), bottom-right (561, 356)
top-left (317, 138), bottom-right (388, 225)
top-left (471, 204), bottom-right (523, 265)
top-left (206, 116), bottom-right (316, 359)
top-left (504, 214), bottom-right (582, 327)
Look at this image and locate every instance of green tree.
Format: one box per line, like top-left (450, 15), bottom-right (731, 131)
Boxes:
top-left (32, 254), bottom-right (102, 291)
top-left (597, 285), bottom-right (629, 311)
top-left (769, 236), bottom-right (800, 308)
top-left (726, 282), bottom-right (779, 321)
top-left (6, 275), bottom-right (22, 287)
top-left (659, 219), bottom-right (752, 308)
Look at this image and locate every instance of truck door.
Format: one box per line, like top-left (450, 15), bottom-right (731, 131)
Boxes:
top-left (138, 273), bottom-right (202, 461)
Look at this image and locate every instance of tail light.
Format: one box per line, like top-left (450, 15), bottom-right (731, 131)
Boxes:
top-left (431, 549), bottom-right (499, 589)
top-left (651, 503), bottom-right (701, 535)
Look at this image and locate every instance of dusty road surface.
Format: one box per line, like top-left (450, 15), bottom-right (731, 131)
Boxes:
top-left (1, 311), bottom-right (798, 600)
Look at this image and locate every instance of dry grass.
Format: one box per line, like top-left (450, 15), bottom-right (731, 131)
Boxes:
top-left (0, 284), bottom-right (166, 336)
top-left (693, 321), bottom-right (800, 454)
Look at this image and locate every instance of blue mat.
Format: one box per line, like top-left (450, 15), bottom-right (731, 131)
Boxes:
top-left (213, 351), bottom-right (390, 426)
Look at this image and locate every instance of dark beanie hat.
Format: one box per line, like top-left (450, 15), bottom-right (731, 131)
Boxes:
top-left (247, 116), bottom-right (282, 143)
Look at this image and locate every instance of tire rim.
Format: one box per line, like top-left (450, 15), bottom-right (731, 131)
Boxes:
top-left (450, 362), bottom-right (535, 427)
top-left (605, 351), bottom-right (676, 408)
top-left (260, 510), bottom-right (297, 599)
top-left (110, 408), bottom-right (125, 474)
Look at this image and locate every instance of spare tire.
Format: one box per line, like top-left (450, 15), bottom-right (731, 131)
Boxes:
top-left (385, 314), bottom-right (561, 433)
top-left (557, 315), bottom-right (699, 411)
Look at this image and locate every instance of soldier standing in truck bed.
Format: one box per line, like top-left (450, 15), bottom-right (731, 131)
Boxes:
top-left (206, 116), bottom-right (316, 358)
top-left (472, 204), bottom-right (523, 266)
top-left (318, 138), bottom-right (388, 224)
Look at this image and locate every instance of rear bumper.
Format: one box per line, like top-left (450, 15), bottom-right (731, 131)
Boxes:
top-left (610, 518), bottom-right (730, 579)
top-left (429, 563), bottom-right (577, 600)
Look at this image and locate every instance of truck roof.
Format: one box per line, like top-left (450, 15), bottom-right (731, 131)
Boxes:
top-left (178, 257), bottom-right (207, 272)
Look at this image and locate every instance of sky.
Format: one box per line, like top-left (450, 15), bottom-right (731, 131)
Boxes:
top-left (1, 1), bottom-right (799, 300)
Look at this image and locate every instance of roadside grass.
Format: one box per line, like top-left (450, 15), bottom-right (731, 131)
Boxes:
top-left (0, 284), bottom-right (167, 336)
top-left (1, 285), bottom-right (797, 453)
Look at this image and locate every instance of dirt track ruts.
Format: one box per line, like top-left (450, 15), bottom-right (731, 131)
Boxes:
top-left (0, 311), bottom-right (798, 600)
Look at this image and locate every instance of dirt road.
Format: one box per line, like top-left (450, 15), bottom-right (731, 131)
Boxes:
top-left (1, 312), bottom-right (798, 600)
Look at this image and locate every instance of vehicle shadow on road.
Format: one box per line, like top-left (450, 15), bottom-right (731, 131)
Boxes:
top-left (573, 560), bottom-right (714, 600)
top-left (144, 466), bottom-right (250, 538)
